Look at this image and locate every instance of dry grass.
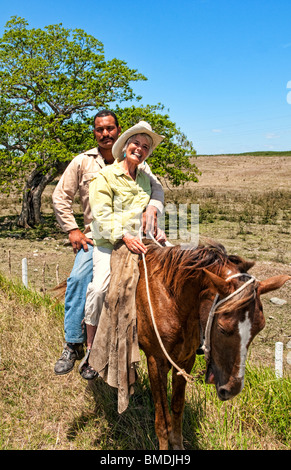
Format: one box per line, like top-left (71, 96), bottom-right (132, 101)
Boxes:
top-left (0, 285), bottom-right (83, 449)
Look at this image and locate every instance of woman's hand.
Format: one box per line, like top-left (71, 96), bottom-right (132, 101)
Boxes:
top-left (155, 227), bottom-right (167, 244)
top-left (122, 233), bottom-right (147, 254)
top-left (142, 205), bottom-right (158, 236)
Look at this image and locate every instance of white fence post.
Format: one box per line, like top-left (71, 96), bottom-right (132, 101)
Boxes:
top-left (22, 258), bottom-right (28, 288)
top-left (275, 342), bottom-right (283, 378)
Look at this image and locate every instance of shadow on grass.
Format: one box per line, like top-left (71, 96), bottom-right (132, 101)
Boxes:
top-left (67, 366), bottom-right (205, 450)
top-left (0, 213), bottom-right (84, 240)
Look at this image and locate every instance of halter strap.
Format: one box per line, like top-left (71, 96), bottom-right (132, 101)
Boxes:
top-left (202, 273), bottom-right (257, 362)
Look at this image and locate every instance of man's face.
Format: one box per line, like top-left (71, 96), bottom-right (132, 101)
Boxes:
top-left (93, 115), bottom-right (121, 150)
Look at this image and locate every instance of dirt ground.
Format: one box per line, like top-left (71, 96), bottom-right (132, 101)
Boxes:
top-left (191, 154), bottom-right (291, 192)
top-left (1, 154), bottom-right (291, 373)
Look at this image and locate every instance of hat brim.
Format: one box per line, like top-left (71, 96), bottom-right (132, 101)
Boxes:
top-left (112, 122), bottom-right (164, 160)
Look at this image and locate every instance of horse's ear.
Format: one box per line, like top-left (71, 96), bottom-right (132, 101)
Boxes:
top-left (258, 274), bottom-right (291, 296)
top-left (203, 269), bottom-right (230, 296)
top-left (240, 260), bottom-right (255, 272)
top-left (229, 256), bottom-right (255, 273)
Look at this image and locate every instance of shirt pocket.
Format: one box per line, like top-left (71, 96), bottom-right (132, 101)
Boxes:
top-left (81, 172), bottom-right (97, 188)
top-left (137, 173), bottom-right (151, 197)
top-left (111, 186), bottom-right (136, 210)
top-left (79, 172), bottom-right (98, 200)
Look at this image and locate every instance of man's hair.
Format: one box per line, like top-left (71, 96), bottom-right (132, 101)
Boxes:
top-left (93, 110), bottom-right (119, 128)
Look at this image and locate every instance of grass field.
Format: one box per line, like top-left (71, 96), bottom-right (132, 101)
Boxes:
top-left (0, 152), bottom-right (290, 450)
top-left (0, 274), bottom-right (290, 450)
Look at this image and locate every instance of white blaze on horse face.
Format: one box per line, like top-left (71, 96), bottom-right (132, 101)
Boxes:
top-left (238, 312), bottom-right (252, 387)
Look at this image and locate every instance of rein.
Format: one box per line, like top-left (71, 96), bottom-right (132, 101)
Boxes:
top-left (141, 237), bottom-right (195, 383)
top-left (139, 231), bottom-right (256, 382)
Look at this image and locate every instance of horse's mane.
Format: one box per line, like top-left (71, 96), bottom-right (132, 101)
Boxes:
top-left (144, 239), bottom-right (249, 299)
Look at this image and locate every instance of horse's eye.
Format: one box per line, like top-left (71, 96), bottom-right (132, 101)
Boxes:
top-left (217, 323), bottom-right (233, 337)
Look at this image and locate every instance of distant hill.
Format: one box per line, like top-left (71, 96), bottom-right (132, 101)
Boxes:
top-left (196, 150), bottom-right (291, 157)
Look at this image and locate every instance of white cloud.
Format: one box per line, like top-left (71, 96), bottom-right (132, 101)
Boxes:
top-left (212, 129), bottom-right (222, 133)
top-left (265, 133), bottom-right (280, 139)
top-left (264, 144), bottom-right (275, 150)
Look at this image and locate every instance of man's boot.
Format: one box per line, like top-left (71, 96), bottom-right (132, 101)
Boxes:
top-left (54, 343), bottom-right (84, 375)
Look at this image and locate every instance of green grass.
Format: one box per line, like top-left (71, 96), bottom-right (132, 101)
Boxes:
top-left (0, 273), bottom-right (290, 450)
top-left (187, 357), bottom-right (291, 450)
top-left (0, 271), bottom-right (64, 318)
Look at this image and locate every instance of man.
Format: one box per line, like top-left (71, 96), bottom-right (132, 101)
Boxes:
top-left (53, 110), bottom-right (164, 375)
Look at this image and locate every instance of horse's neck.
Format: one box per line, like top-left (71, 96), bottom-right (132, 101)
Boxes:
top-left (176, 278), bottom-right (201, 322)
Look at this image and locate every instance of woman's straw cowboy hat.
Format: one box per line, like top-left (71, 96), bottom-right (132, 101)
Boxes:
top-left (112, 121), bottom-right (164, 160)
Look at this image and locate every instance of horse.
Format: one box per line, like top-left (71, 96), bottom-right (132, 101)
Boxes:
top-left (135, 240), bottom-right (290, 450)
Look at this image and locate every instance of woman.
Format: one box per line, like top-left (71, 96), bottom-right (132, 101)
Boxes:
top-left (80, 121), bottom-right (165, 379)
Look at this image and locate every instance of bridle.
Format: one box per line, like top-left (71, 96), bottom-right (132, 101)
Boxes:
top-left (202, 273), bottom-right (257, 363)
top-left (139, 230), bottom-right (257, 382)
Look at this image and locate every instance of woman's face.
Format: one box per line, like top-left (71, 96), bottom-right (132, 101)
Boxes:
top-left (125, 134), bottom-right (151, 166)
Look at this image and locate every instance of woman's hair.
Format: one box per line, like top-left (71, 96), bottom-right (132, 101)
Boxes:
top-left (120, 133), bottom-right (153, 160)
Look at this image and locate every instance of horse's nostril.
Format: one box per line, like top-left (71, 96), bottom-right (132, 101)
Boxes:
top-left (218, 386), bottom-right (231, 401)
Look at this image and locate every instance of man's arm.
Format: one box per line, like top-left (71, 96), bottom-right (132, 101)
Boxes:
top-left (52, 157), bottom-right (93, 253)
top-left (140, 162), bottom-right (164, 235)
top-left (142, 162), bottom-right (164, 214)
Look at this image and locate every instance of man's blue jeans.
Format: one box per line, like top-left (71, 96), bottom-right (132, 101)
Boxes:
top-left (64, 243), bottom-right (93, 344)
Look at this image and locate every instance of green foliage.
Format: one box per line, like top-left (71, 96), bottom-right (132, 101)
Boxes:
top-left (115, 104), bottom-right (199, 186)
top-left (0, 16), bottom-right (146, 194)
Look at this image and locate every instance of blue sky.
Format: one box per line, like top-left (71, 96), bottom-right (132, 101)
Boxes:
top-left (1, 0), bottom-right (291, 154)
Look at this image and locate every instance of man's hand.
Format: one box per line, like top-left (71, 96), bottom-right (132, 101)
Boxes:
top-left (142, 205), bottom-right (158, 237)
top-left (68, 228), bottom-right (94, 254)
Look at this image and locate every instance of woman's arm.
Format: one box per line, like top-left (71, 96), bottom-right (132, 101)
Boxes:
top-left (89, 173), bottom-right (118, 245)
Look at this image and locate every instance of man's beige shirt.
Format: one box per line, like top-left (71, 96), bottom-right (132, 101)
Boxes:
top-left (52, 147), bottom-right (164, 237)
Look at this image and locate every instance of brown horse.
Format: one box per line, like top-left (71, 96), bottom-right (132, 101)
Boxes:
top-left (135, 241), bottom-right (290, 450)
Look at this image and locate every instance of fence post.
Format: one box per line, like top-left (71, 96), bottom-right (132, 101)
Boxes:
top-left (42, 261), bottom-right (46, 295)
top-left (22, 258), bottom-right (28, 287)
top-left (56, 263), bottom-right (59, 285)
top-left (275, 342), bottom-right (283, 378)
top-left (8, 250), bottom-right (11, 275)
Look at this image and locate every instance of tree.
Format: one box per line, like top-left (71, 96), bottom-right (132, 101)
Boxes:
top-left (0, 17), bottom-right (146, 227)
top-left (115, 104), bottom-right (199, 187)
top-left (0, 17), bottom-right (199, 228)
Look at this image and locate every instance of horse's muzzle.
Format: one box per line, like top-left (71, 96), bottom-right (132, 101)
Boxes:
top-left (205, 363), bottom-right (244, 401)
top-left (217, 377), bottom-right (244, 401)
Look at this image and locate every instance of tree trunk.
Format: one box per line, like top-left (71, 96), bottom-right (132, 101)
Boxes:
top-left (17, 165), bottom-right (65, 228)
